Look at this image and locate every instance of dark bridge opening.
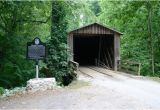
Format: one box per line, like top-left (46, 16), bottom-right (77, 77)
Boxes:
top-left (73, 34), bottom-right (114, 68)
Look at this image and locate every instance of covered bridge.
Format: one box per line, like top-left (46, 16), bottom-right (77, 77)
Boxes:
top-left (68, 23), bottom-right (123, 71)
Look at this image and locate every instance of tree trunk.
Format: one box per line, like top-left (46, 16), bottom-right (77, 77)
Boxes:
top-left (147, 1), bottom-right (155, 75)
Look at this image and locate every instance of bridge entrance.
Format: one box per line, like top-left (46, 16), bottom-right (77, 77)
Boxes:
top-left (73, 34), bottom-right (114, 69)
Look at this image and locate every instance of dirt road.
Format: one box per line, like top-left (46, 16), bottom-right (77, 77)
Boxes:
top-left (0, 67), bottom-right (160, 109)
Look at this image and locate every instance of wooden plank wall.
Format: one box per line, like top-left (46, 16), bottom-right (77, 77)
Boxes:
top-left (72, 24), bottom-right (114, 35)
top-left (114, 33), bottom-right (120, 71)
top-left (68, 23), bottom-right (121, 71)
top-left (68, 33), bottom-right (74, 60)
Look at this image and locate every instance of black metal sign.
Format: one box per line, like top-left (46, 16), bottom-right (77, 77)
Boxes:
top-left (27, 37), bottom-right (46, 60)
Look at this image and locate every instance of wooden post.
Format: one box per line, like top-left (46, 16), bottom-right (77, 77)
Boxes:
top-left (104, 51), bottom-right (109, 68)
top-left (68, 34), bottom-right (74, 61)
top-left (138, 63), bottom-right (141, 76)
top-left (114, 34), bottom-right (120, 71)
top-left (114, 35), bottom-right (117, 71)
top-left (98, 36), bottom-right (102, 64)
top-left (107, 48), bottom-right (113, 68)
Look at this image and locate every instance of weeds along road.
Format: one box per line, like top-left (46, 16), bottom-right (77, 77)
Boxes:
top-left (0, 66), bottom-right (160, 110)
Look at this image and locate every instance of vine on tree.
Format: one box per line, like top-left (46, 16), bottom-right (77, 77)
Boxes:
top-left (46, 1), bottom-right (76, 86)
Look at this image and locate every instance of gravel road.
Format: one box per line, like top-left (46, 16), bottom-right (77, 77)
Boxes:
top-left (0, 67), bottom-right (160, 110)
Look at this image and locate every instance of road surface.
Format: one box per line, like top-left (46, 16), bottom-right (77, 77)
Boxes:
top-left (0, 66), bottom-right (160, 110)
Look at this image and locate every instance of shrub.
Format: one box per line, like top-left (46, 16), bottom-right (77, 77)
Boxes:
top-left (46, 1), bottom-right (76, 86)
top-left (0, 87), bottom-right (4, 95)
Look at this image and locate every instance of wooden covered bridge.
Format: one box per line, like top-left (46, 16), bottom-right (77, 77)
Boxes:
top-left (68, 23), bottom-right (123, 71)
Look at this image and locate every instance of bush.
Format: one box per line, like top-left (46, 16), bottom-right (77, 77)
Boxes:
top-left (46, 1), bottom-right (77, 86)
top-left (62, 63), bottom-right (77, 86)
top-left (0, 87), bottom-right (4, 95)
top-left (141, 63), bottom-right (151, 76)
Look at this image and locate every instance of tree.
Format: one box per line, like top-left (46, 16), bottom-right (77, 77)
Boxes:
top-left (88, 1), bottom-right (101, 16)
top-left (98, 1), bottom-right (160, 76)
top-left (0, 1), bottom-right (51, 88)
top-left (46, 1), bottom-right (76, 85)
top-left (65, 0), bottom-right (96, 31)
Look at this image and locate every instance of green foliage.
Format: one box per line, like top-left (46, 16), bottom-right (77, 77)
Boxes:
top-left (0, 87), bottom-right (4, 95)
top-left (46, 1), bottom-right (76, 86)
top-left (98, 1), bottom-right (160, 76)
top-left (0, 1), bottom-right (51, 88)
top-left (88, 1), bottom-right (101, 16)
top-left (65, 0), bottom-right (96, 31)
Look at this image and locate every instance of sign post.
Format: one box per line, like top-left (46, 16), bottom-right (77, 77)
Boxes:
top-left (36, 59), bottom-right (39, 79)
top-left (27, 37), bottom-right (46, 79)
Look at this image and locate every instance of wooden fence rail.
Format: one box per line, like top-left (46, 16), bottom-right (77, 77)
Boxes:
top-left (68, 60), bottom-right (79, 71)
top-left (119, 60), bottom-right (141, 76)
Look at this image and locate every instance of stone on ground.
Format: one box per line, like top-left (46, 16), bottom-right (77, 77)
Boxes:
top-left (26, 78), bottom-right (56, 92)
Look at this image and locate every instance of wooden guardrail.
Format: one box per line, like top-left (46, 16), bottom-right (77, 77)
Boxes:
top-left (68, 60), bottom-right (79, 71)
top-left (119, 60), bottom-right (141, 76)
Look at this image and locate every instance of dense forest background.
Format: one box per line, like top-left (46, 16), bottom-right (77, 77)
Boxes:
top-left (0, 0), bottom-right (160, 89)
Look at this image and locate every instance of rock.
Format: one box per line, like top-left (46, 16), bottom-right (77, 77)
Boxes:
top-left (26, 78), bottom-right (56, 93)
top-left (1, 87), bottom-right (27, 97)
top-left (4, 89), bottom-right (11, 97)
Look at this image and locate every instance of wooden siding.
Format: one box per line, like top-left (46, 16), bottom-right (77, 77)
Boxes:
top-left (68, 33), bottom-right (74, 60)
top-left (70, 23), bottom-right (115, 35)
top-left (114, 33), bottom-right (120, 71)
top-left (68, 23), bottom-right (122, 71)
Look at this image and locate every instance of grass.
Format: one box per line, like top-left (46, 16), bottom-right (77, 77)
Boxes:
top-left (66, 80), bottom-right (90, 89)
top-left (145, 76), bottom-right (160, 82)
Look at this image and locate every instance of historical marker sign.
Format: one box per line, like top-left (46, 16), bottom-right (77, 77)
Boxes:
top-left (27, 37), bottom-right (46, 79)
top-left (27, 37), bottom-right (46, 60)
